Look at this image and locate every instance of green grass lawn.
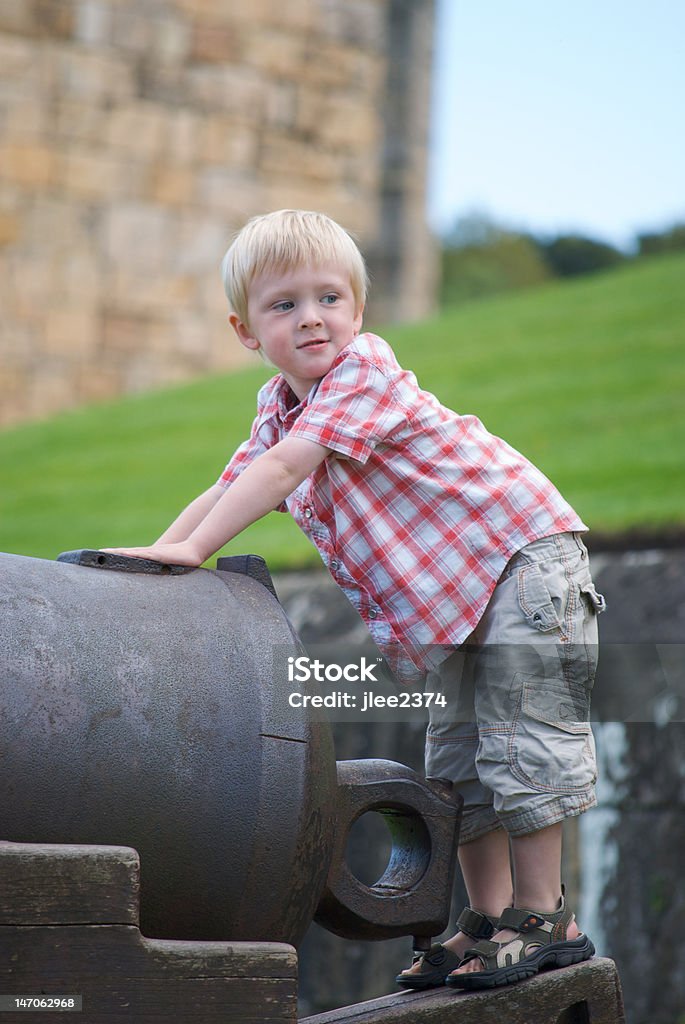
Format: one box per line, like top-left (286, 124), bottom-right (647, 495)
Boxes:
top-left (1, 252), bottom-right (684, 569)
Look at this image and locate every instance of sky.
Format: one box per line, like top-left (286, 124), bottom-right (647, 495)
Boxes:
top-left (427, 0), bottom-right (685, 250)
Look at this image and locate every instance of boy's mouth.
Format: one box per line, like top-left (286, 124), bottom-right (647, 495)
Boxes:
top-left (297, 338), bottom-right (329, 349)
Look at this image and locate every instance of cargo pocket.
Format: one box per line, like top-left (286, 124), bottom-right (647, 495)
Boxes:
top-left (509, 676), bottom-right (597, 794)
top-left (517, 562), bottom-right (562, 632)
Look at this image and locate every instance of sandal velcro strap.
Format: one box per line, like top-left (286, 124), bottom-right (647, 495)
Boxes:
top-left (456, 907), bottom-right (498, 941)
top-left (498, 907), bottom-right (555, 934)
top-left (423, 943), bottom-right (452, 965)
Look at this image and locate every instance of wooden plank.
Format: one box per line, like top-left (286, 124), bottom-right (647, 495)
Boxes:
top-left (1, 925), bottom-right (297, 1024)
top-left (298, 957), bottom-right (625, 1024)
top-left (0, 842), bottom-right (140, 925)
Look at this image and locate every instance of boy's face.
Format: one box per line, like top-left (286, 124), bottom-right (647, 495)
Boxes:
top-left (230, 263), bottom-right (364, 400)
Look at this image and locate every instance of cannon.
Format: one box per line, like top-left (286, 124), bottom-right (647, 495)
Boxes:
top-left (0, 549), bottom-right (461, 950)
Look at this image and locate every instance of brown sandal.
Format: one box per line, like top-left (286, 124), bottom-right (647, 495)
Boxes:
top-left (446, 891), bottom-right (594, 990)
top-left (396, 907), bottom-right (499, 990)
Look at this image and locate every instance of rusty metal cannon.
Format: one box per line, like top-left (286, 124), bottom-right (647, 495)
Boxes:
top-left (0, 548), bottom-right (461, 950)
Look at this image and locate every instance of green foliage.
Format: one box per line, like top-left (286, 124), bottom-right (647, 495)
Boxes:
top-left (439, 213), bottom-right (685, 308)
top-left (440, 212), bottom-right (552, 305)
top-left (537, 233), bottom-right (626, 277)
top-left (440, 233), bottom-right (552, 305)
top-left (1, 253), bottom-right (684, 570)
top-left (637, 222), bottom-right (685, 256)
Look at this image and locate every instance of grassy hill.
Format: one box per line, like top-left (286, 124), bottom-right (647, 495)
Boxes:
top-left (1, 252), bottom-right (683, 569)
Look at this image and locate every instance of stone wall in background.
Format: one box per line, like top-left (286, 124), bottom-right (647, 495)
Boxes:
top-left (0, 0), bottom-right (437, 426)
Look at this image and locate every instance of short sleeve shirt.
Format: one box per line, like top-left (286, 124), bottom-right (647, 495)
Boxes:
top-left (218, 333), bottom-right (586, 682)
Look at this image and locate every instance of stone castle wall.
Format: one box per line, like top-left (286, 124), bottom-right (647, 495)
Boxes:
top-left (0, 0), bottom-right (436, 427)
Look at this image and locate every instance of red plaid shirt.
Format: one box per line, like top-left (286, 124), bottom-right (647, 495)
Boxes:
top-left (218, 333), bottom-right (586, 681)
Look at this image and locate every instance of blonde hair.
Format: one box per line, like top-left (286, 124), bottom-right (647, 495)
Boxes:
top-left (221, 209), bottom-right (369, 324)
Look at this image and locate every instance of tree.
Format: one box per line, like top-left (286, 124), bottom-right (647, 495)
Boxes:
top-left (636, 223), bottom-right (685, 256)
top-left (537, 234), bottom-right (625, 277)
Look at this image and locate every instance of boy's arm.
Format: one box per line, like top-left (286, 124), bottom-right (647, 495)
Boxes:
top-left (102, 436), bottom-right (329, 567)
top-left (153, 484), bottom-right (226, 544)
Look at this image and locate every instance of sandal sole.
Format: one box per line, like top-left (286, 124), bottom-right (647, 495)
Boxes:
top-left (395, 974), bottom-right (449, 991)
top-left (446, 936), bottom-right (596, 991)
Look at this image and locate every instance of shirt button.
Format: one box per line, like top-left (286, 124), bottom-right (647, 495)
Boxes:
top-left (368, 608), bottom-right (378, 619)
top-left (303, 507), bottom-right (313, 519)
top-left (330, 559), bottom-right (340, 571)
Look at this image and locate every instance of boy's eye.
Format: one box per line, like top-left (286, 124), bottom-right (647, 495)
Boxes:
top-left (273, 300), bottom-right (294, 312)
top-left (321, 294), bottom-right (339, 304)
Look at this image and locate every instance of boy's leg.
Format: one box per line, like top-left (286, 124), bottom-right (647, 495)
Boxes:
top-left (399, 826), bottom-right (512, 978)
top-left (400, 649), bottom-right (511, 980)
top-left (451, 822), bottom-right (582, 978)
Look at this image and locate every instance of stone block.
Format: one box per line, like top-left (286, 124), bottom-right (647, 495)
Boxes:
top-left (258, 136), bottom-right (344, 183)
top-left (22, 197), bottom-right (93, 258)
top-left (176, 215), bottom-right (230, 274)
top-left (74, 0), bottom-right (112, 47)
top-left (190, 21), bottom-right (241, 64)
top-left (147, 165), bottom-right (195, 206)
top-left (246, 28), bottom-right (309, 79)
top-left (4, 97), bottom-right (51, 140)
top-left (26, 360), bottom-right (79, 418)
top-left (75, 363), bottom-right (123, 405)
top-left (0, 210), bottom-right (21, 246)
top-left (58, 253), bottom-right (102, 305)
top-left (0, 143), bottom-right (59, 188)
top-left (106, 103), bottom-right (170, 159)
top-left (53, 98), bottom-right (105, 144)
top-left (314, 0), bottom-right (385, 49)
top-left (167, 110), bottom-right (201, 164)
top-left (54, 47), bottom-right (135, 102)
top-left (0, 32), bottom-right (35, 76)
top-left (196, 168), bottom-right (264, 220)
top-left (102, 313), bottom-right (153, 356)
top-left (60, 147), bottom-right (133, 201)
top-left (174, 0), bottom-right (271, 24)
top-left (103, 204), bottom-right (176, 269)
top-left (264, 81), bottom-right (298, 129)
top-left (262, 0), bottom-right (320, 32)
top-left (198, 116), bottom-right (259, 168)
top-left (0, 2), bottom-right (35, 37)
top-left (106, 270), bottom-right (196, 317)
top-left (296, 92), bottom-right (380, 151)
top-left (44, 309), bottom-right (100, 357)
top-left (185, 64), bottom-right (263, 118)
top-left (0, 0), bottom-right (73, 40)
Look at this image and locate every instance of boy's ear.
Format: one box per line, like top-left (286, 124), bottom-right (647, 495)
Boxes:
top-left (353, 303), bottom-right (365, 335)
top-left (228, 313), bottom-right (260, 352)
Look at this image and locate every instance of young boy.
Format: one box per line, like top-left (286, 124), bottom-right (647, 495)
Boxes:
top-left (105, 209), bottom-right (605, 991)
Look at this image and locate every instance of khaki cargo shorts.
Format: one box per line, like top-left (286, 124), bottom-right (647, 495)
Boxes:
top-left (425, 532), bottom-right (606, 842)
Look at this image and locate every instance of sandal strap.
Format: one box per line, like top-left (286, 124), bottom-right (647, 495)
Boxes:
top-left (497, 893), bottom-right (574, 943)
top-left (459, 938), bottom-right (501, 968)
top-left (456, 907), bottom-right (498, 941)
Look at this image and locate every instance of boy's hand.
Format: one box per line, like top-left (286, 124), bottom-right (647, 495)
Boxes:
top-left (100, 541), bottom-right (203, 567)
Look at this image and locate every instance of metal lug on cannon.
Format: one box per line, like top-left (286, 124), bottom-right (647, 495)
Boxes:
top-left (315, 759), bottom-right (462, 943)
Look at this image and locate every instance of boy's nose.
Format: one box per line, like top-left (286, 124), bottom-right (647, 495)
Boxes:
top-left (299, 305), bottom-right (323, 328)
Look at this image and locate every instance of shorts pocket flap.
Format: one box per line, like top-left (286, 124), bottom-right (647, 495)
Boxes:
top-left (517, 563), bottom-right (562, 632)
top-left (522, 680), bottom-right (592, 734)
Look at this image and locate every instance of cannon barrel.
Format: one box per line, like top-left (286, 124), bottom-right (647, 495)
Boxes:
top-left (0, 550), bottom-right (460, 948)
